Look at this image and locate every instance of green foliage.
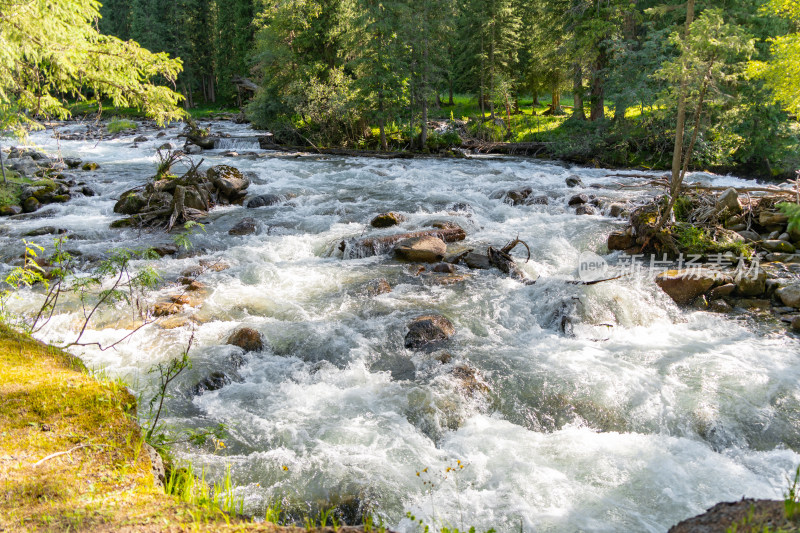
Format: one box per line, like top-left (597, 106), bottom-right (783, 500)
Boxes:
top-left (173, 221), bottom-right (206, 250)
top-left (107, 118), bottom-right (138, 133)
top-left (779, 202), bottom-right (800, 232)
top-left (673, 196), bottom-right (694, 222)
top-left (0, 0), bottom-right (184, 135)
top-left (750, 0), bottom-right (800, 116)
top-left (671, 223), bottom-right (752, 258)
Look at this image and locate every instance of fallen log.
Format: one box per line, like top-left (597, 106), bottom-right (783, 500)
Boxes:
top-left (460, 140), bottom-right (552, 155)
top-left (340, 226), bottom-right (467, 258)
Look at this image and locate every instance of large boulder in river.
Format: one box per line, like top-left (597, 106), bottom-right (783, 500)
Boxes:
top-left (114, 190), bottom-right (146, 215)
top-left (655, 269), bottom-right (726, 305)
top-left (371, 212), bottom-right (406, 228)
top-left (226, 327), bottom-right (263, 352)
top-left (394, 236), bottom-right (447, 263)
top-left (207, 165), bottom-right (249, 200)
top-left (405, 315), bottom-right (455, 349)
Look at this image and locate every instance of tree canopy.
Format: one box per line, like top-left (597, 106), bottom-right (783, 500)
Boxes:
top-left (0, 0), bottom-right (184, 134)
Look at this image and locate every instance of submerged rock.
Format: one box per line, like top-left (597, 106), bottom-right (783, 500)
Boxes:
top-left (246, 194), bottom-right (283, 208)
top-left (229, 217), bottom-right (257, 235)
top-left (607, 231), bottom-right (635, 251)
top-left (81, 162), bottom-right (99, 171)
top-left (191, 371), bottom-right (231, 396)
top-left (394, 236), bottom-right (447, 263)
top-left (226, 327), bottom-right (263, 352)
top-left (565, 176), bottom-right (584, 188)
top-left (365, 278), bottom-right (392, 296)
top-left (405, 314), bottom-right (455, 349)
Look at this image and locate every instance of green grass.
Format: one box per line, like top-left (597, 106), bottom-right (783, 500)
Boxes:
top-left (67, 98), bottom-right (239, 122)
top-left (107, 117), bottom-right (137, 133)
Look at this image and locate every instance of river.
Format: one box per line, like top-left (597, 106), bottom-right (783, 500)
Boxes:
top-left (4, 120), bottom-right (800, 532)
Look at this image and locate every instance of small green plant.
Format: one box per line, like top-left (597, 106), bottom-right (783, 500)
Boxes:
top-left (264, 501), bottom-right (284, 524)
top-left (785, 465), bottom-right (800, 521)
top-left (154, 148), bottom-right (187, 180)
top-left (107, 117), bottom-right (137, 133)
top-left (673, 195), bottom-right (694, 222)
top-left (173, 220), bottom-right (205, 250)
top-left (144, 337), bottom-right (193, 444)
top-left (778, 202), bottom-right (800, 232)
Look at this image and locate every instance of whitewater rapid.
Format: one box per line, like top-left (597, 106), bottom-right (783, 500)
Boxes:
top-left (4, 120), bottom-right (799, 532)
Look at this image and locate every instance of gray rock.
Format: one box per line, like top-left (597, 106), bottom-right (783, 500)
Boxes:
top-left (779, 232), bottom-right (791, 242)
top-left (144, 443), bottom-right (165, 490)
top-left (158, 142), bottom-right (174, 151)
top-left (404, 315), bottom-right (455, 349)
top-left (394, 236), bottom-right (447, 263)
top-left (246, 194), bottom-right (283, 208)
top-left (792, 316), bottom-right (800, 332)
top-left (776, 284), bottom-right (800, 308)
top-left (81, 186), bottom-right (97, 197)
top-left (762, 240), bottom-right (795, 254)
top-left (575, 204), bottom-right (597, 215)
top-left (565, 176), bottom-right (584, 188)
top-left (608, 203), bottom-right (625, 218)
top-left (735, 267), bottom-right (767, 297)
top-left (134, 135), bottom-right (148, 143)
top-left (709, 299), bottom-right (733, 313)
top-left (191, 371), bottom-right (233, 395)
top-left (568, 194), bottom-right (588, 206)
top-left (113, 191), bottom-right (146, 215)
top-left (229, 217), bottom-right (257, 236)
top-left (736, 230), bottom-right (760, 242)
top-left (715, 188), bottom-right (742, 214)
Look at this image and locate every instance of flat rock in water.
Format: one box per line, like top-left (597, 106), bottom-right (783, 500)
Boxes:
top-left (655, 269), bottom-right (726, 305)
top-left (405, 314), bottom-right (455, 349)
top-left (394, 236), bottom-right (447, 263)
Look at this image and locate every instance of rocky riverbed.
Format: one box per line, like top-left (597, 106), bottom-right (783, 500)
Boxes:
top-left (2, 118), bottom-right (800, 531)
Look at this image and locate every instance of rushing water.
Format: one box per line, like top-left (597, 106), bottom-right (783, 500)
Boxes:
top-left (5, 121), bottom-right (800, 532)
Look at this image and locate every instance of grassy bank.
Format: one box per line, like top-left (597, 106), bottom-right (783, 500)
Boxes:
top-left (0, 324), bottom-right (361, 532)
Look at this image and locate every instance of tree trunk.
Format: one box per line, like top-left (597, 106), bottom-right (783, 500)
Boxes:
top-left (448, 79), bottom-right (454, 105)
top-left (572, 64), bottom-right (586, 120)
top-left (552, 84), bottom-right (561, 114)
top-left (590, 46), bottom-right (607, 121)
top-left (0, 144), bottom-right (7, 185)
top-left (378, 90), bottom-right (387, 151)
top-left (661, 0), bottom-right (696, 227)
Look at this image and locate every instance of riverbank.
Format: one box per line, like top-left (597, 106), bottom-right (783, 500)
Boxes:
top-left (0, 324), bottom-right (382, 532)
